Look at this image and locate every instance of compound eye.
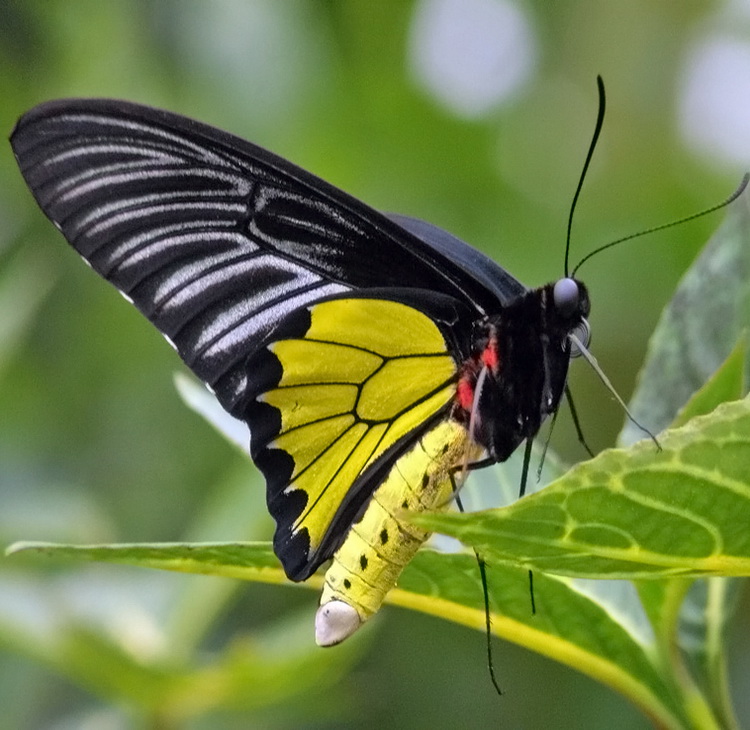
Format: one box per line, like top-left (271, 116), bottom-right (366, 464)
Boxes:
top-left (553, 277), bottom-right (580, 317)
top-left (569, 318), bottom-right (591, 358)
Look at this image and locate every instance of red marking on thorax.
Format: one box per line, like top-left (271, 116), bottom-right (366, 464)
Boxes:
top-left (457, 378), bottom-right (474, 410)
top-left (455, 327), bottom-right (500, 416)
top-left (481, 337), bottom-right (500, 370)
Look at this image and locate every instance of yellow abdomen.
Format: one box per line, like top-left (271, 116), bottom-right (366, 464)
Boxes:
top-left (315, 419), bottom-right (480, 645)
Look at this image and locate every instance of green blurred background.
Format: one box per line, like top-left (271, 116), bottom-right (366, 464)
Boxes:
top-left (1, 1), bottom-right (750, 728)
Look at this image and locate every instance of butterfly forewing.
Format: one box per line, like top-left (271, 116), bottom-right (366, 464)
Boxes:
top-left (11, 100), bottom-right (518, 409)
top-left (12, 104), bottom-right (350, 416)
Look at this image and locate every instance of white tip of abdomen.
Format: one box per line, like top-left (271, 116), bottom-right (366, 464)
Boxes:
top-left (315, 600), bottom-right (362, 647)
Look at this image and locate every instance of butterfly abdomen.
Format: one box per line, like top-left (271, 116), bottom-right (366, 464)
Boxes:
top-left (315, 418), bottom-right (480, 646)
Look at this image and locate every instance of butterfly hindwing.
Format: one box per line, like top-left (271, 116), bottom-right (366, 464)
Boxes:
top-left (243, 289), bottom-right (476, 580)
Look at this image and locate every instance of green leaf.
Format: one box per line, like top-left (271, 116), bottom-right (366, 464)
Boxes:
top-left (6, 541), bottom-right (293, 587)
top-left (411, 395), bottom-right (750, 579)
top-left (393, 552), bottom-right (690, 729)
top-left (617, 204), bottom-right (750, 729)
top-left (621, 201), bottom-right (750, 446)
top-left (670, 335), bottom-right (747, 430)
top-left (677, 578), bottom-right (742, 730)
top-left (5, 541), bottom-right (688, 728)
top-left (646, 342), bottom-right (747, 729)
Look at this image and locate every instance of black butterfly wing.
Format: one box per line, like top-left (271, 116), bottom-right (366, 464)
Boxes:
top-left (386, 213), bottom-right (526, 305)
top-left (11, 99), bottom-right (524, 420)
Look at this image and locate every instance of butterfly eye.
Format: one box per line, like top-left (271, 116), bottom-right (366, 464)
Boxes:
top-left (553, 277), bottom-right (580, 317)
top-left (568, 318), bottom-right (591, 358)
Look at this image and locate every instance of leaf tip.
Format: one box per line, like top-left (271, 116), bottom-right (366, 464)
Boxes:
top-left (4, 540), bottom-right (46, 557)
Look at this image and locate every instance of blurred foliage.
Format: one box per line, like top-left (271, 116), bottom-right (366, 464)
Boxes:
top-left (2, 1), bottom-right (750, 728)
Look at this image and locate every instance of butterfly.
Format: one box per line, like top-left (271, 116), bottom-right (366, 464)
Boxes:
top-left (10, 99), bottom-right (590, 646)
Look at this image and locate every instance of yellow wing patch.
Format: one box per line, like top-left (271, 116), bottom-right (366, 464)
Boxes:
top-left (261, 298), bottom-right (458, 561)
top-left (304, 297), bottom-right (448, 356)
top-left (270, 339), bottom-right (381, 384)
top-left (263, 383), bottom-right (358, 432)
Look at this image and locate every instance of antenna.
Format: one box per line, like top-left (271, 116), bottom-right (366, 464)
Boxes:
top-left (565, 76), bottom-right (606, 277)
top-left (571, 174), bottom-right (750, 276)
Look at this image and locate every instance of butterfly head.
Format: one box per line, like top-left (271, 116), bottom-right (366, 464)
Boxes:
top-left (551, 277), bottom-right (591, 355)
top-left (455, 277), bottom-right (590, 462)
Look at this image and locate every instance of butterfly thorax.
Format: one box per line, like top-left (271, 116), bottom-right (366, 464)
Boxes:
top-left (454, 279), bottom-right (590, 462)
